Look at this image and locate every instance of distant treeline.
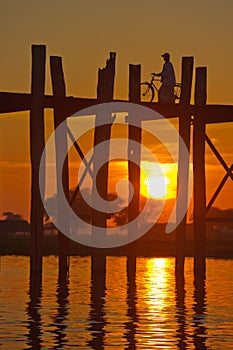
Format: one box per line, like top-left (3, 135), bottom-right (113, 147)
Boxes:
top-left (1, 206), bottom-right (232, 235)
top-left (0, 220), bottom-right (31, 234)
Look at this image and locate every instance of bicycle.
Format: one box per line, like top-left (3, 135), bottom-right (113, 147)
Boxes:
top-left (140, 73), bottom-right (182, 103)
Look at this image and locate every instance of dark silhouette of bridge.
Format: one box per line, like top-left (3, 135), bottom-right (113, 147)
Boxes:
top-left (1, 45), bottom-right (232, 278)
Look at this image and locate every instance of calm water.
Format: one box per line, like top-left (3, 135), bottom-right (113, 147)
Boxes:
top-left (0, 256), bottom-right (233, 349)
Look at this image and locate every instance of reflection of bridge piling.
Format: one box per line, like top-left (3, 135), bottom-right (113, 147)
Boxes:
top-left (1, 44), bottom-right (233, 277)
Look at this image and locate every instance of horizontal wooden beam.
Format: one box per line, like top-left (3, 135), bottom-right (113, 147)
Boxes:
top-left (0, 92), bottom-right (98, 115)
top-left (0, 91), bottom-right (233, 123)
top-left (0, 92), bottom-right (32, 113)
top-left (137, 103), bottom-right (233, 123)
top-left (196, 105), bottom-right (233, 124)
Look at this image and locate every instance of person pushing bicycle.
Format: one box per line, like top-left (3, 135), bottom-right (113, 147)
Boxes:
top-left (153, 52), bottom-right (176, 103)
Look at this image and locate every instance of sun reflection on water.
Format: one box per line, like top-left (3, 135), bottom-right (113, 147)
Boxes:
top-left (145, 258), bottom-right (168, 310)
top-left (136, 257), bottom-right (177, 348)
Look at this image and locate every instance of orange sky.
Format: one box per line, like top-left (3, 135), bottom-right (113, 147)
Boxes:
top-left (0, 1), bottom-right (232, 221)
top-left (0, 113), bottom-right (232, 221)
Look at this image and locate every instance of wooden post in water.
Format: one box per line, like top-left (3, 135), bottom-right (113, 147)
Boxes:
top-left (92, 52), bottom-right (116, 229)
top-left (30, 45), bottom-right (46, 273)
top-left (50, 56), bottom-right (70, 273)
top-left (91, 52), bottom-right (116, 273)
top-left (175, 57), bottom-right (193, 274)
top-left (193, 67), bottom-right (207, 274)
top-left (127, 64), bottom-right (141, 278)
top-left (128, 64), bottom-right (141, 221)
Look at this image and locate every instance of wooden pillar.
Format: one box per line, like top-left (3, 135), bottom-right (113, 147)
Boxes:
top-left (175, 57), bottom-right (193, 274)
top-left (30, 45), bottom-right (46, 273)
top-left (193, 67), bottom-right (207, 274)
top-left (92, 52), bottom-right (116, 229)
top-left (91, 52), bottom-right (116, 273)
top-left (128, 64), bottom-right (141, 222)
top-left (127, 64), bottom-right (141, 277)
top-left (50, 56), bottom-right (70, 273)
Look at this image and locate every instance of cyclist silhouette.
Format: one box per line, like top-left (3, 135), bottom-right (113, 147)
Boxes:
top-left (153, 52), bottom-right (176, 103)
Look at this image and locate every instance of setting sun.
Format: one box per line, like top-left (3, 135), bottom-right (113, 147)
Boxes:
top-left (142, 175), bottom-right (169, 199)
top-left (140, 161), bottom-right (177, 200)
top-left (107, 160), bottom-right (178, 204)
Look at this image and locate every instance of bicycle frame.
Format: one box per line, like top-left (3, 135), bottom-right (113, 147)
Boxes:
top-left (141, 74), bottom-right (182, 103)
top-left (149, 75), bottom-right (161, 92)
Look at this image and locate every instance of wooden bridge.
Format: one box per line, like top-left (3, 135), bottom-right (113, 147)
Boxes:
top-left (1, 45), bottom-right (232, 276)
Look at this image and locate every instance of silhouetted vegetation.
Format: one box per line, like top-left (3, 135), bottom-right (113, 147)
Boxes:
top-left (207, 207), bottom-right (233, 230)
top-left (0, 212), bottom-right (30, 234)
top-left (44, 188), bottom-right (127, 227)
top-left (2, 211), bottom-right (24, 221)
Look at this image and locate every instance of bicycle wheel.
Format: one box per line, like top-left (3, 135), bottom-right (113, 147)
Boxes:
top-left (174, 83), bottom-right (181, 102)
top-left (140, 82), bottom-right (155, 102)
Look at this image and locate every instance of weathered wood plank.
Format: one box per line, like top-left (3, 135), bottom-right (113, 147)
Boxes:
top-left (128, 64), bottom-right (141, 224)
top-left (30, 45), bottom-right (46, 273)
top-left (193, 67), bottom-right (207, 262)
top-left (91, 52), bottom-right (116, 274)
top-left (127, 64), bottom-right (141, 279)
top-left (92, 52), bottom-right (116, 230)
top-left (176, 57), bottom-right (193, 274)
top-left (180, 57), bottom-right (194, 105)
top-left (1, 92), bottom-right (233, 124)
top-left (0, 92), bottom-right (32, 113)
top-left (50, 56), bottom-right (70, 273)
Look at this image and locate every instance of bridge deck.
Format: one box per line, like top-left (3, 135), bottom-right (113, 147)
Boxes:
top-left (0, 92), bottom-right (233, 124)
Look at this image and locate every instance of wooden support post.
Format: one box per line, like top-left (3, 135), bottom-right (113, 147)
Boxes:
top-left (180, 57), bottom-right (194, 105)
top-left (91, 52), bottom-right (116, 273)
top-left (193, 67), bottom-right (207, 274)
top-left (92, 52), bottom-right (116, 229)
top-left (127, 64), bottom-right (141, 277)
top-left (175, 57), bottom-right (193, 274)
top-left (128, 64), bottom-right (141, 222)
top-left (50, 56), bottom-right (70, 273)
top-left (30, 45), bottom-right (46, 273)
top-left (96, 52), bottom-right (116, 103)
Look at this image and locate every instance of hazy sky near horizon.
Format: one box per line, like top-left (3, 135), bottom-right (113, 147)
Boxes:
top-left (0, 0), bottom-right (233, 219)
